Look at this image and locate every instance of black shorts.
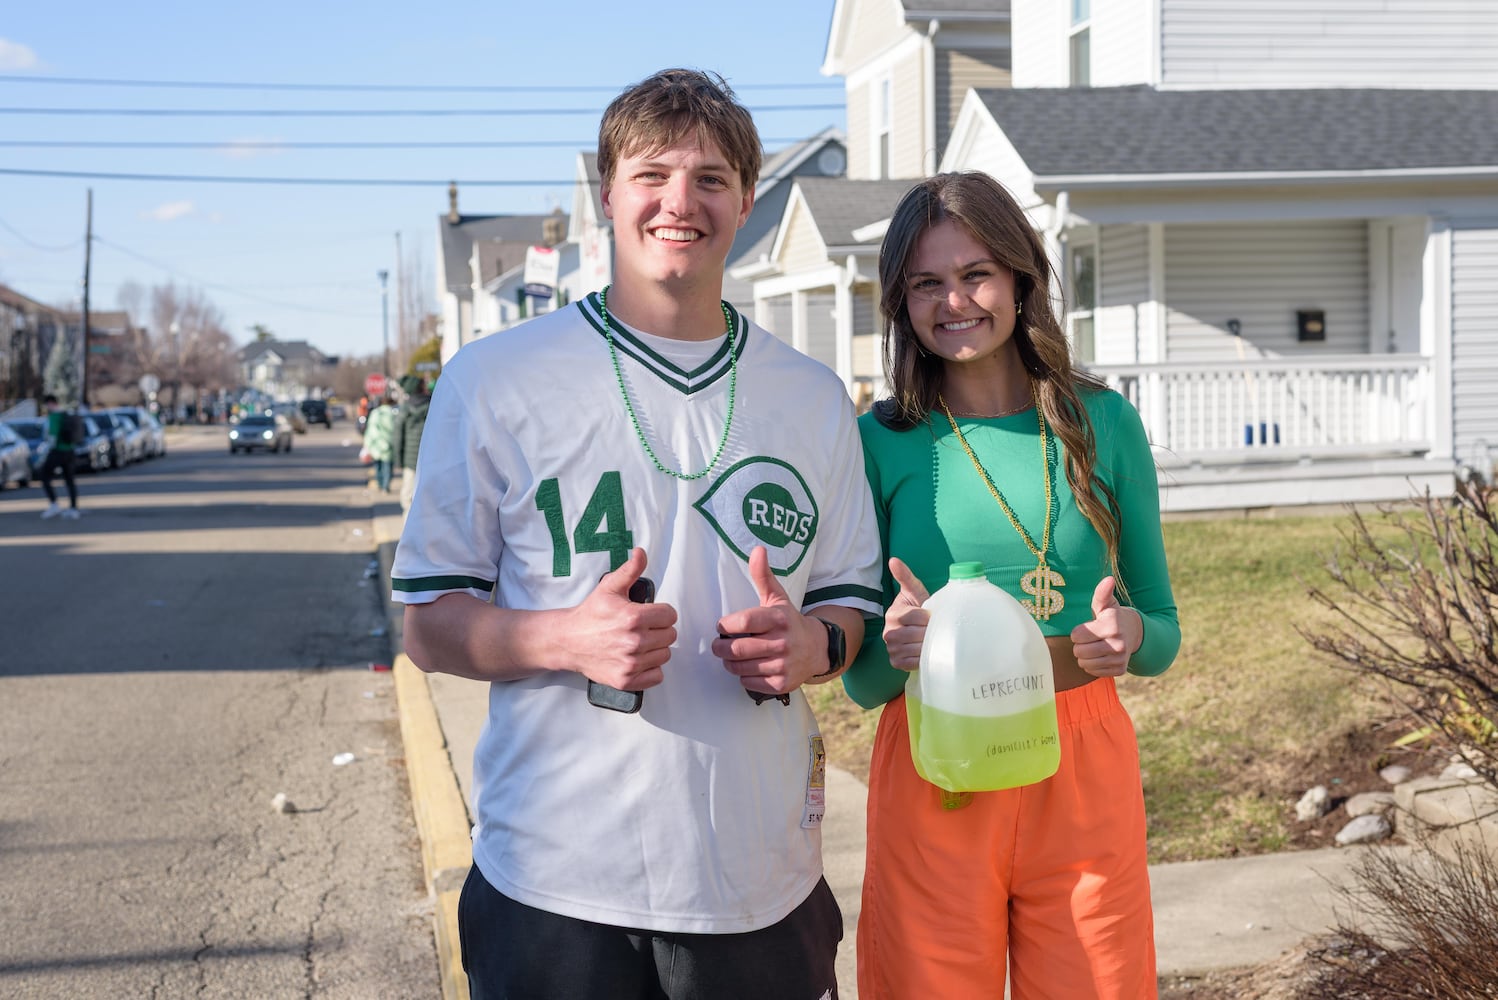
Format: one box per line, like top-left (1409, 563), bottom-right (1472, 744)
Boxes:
top-left (458, 865), bottom-right (842, 1000)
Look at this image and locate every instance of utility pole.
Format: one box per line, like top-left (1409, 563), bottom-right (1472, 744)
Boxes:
top-left (80, 188), bottom-right (92, 406)
top-left (377, 269), bottom-right (390, 378)
top-left (394, 231), bottom-right (404, 371)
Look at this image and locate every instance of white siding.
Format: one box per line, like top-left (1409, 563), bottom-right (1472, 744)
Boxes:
top-left (1163, 220), bottom-right (1370, 361)
top-left (946, 112), bottom-right (1042, 212)
top-left (1451, 226), bottom-right (1498, 464)
top-left (778, 199), bottom-right (829, 274)
top-left (844, 0), bottom-right (910, 62)
top-left (1010, 0), bottom-right (1068, 87)
top-left (1091, 0), bottom-right (1155, 86)
top-left (1160, 0), bottom-right (1498, 88)
top-left (1097, 224), bottom-right (1149, 363)
top-left (891, 55), bottom-right (928, 179)
top-left (846, 84), bottom-right (871, 181)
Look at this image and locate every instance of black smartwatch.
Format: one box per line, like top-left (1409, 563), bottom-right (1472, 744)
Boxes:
top-left (812, 617), bottom-right (847, 678)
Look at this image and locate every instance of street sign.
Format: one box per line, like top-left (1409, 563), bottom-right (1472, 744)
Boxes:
top-left (139, 374), bottom-right (161, 394)
top-left (523, 245), bottom-right (560, 299)
top-left (364, 373), bottom-right (388, 398)
top-left (414, 361), bottom-right (439, 373)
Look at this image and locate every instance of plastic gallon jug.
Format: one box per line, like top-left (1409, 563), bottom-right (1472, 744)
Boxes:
top-left (906, 562), bottom-right (1060, 792)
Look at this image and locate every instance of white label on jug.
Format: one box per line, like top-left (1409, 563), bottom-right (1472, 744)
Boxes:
top-left (972, 673), bottom-right (1050, 701)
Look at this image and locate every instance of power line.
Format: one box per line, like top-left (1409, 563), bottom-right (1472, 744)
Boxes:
top-left (0, 167), bottom-right (587, 186)
top-left (0, 214), bottom-right (82, 252)
top-left (0, 104), bottom-right (843, 118)
top-left (0, 73), bottom-right (842, 94)
top-left (0, 137), bottom-right (818, 150)
top-left (94, 235), bottom-right (378, 319)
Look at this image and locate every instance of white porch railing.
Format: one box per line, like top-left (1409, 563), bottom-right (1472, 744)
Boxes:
top-left (1089, 354), bottom-right (1433, 464)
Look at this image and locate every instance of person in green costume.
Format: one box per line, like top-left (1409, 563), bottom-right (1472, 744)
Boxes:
top-left (847, 171), bottom-right (1181, 1000)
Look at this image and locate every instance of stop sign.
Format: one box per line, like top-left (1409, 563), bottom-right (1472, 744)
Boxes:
top-left (364, 373), bottom-right (388, 398)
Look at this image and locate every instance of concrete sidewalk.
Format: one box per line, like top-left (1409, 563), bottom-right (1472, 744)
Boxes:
top-left (371, 508), bottom-right (1453, 999)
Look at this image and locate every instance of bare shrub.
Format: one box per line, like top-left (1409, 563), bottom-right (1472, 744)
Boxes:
top-left (1304, 841), bottom-right (1498, 998)
top-left (1301, 480), bottom-right (1498, 786)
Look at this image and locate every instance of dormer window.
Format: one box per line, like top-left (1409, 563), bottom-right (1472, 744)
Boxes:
top-left (1070, 0), bottom-right (1091, 87)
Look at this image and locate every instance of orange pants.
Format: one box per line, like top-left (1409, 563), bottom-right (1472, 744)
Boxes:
top-left (858, 679), bottom-right (1156, 1000)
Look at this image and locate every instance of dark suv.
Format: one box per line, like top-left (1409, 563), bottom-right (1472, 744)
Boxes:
top-left (298, 399), bottom-right (332, 428)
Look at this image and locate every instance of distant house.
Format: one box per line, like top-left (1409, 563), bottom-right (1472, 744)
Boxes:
top-left (1, 284), bottom-right (67, 413)
top-left (237, 339), bottom-right (336, 401)
top-left (737, 0), bottom-right (1012, 395)
top-left (434, 182), bottom-right (569, 361)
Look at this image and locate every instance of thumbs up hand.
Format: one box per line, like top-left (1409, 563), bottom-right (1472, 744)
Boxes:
top-left (1069, 576), bottom-right (1142, 678)
top-left (713, 546), bottom-right (824, 698)
top-left (882, 557), bottom-right (931, 672)
top-left (567, 548), bottom-right (678, 691)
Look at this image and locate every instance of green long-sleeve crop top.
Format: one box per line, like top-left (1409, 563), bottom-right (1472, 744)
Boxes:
top-left (844, 386), bottom-right (1180, 710)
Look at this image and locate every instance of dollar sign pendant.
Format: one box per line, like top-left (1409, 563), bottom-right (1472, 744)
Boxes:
top-left (1021, 563), bottom-right (1066, 621)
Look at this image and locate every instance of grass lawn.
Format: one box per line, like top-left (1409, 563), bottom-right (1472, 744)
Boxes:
top-left (808, 508), bottom-right (1420, 864)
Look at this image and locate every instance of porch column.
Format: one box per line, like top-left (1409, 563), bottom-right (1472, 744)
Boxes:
top-left (753, 291), bottom-right (769, 330)
top-left (834, 255), bottom-right (859, 390)
top-left (1425, 220), bottom-right (1454, 462)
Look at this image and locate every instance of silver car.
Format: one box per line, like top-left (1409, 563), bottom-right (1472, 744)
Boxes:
top-left (229, 413), bottom-right (294, 454)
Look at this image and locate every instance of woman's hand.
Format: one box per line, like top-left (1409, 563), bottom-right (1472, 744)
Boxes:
top-left (1070, 577), bottom-right (1142, 678)
top-left (882, 557), bottom-right (931, 672)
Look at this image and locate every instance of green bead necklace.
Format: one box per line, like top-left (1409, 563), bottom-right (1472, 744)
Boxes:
top-left (599, 284), bottom-right (737, 481)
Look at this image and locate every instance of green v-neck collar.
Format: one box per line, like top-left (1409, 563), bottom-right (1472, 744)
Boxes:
top-left (579, 291), bottom-right (746, 396)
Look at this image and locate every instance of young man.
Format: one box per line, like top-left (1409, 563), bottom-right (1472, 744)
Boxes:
top-left (39, 394), bottom-right (81, 520)
top-left (392, 69), bottom-right (882, 999)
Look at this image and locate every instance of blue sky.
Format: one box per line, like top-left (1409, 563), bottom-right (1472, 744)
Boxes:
top-left (0, 1), bottom-right (843, 359)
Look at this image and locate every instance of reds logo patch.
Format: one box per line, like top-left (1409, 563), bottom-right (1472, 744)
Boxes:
top-left (692, 456), bottom-right (819, 575)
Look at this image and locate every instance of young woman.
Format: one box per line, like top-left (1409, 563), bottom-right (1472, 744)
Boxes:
top-left (846, 171), bottom-right (1181, 999)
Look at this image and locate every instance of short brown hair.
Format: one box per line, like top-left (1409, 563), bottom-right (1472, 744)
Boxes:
top-left (597, 69), bottom-right (763, 195)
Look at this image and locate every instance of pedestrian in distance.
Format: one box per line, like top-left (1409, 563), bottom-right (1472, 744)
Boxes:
top-left (845, 171), bottom-right (1181, 999)
top-left (39, 394), bottom-right (82, 520)
top-left (392, 68), bottom-right (883, 1000)
top-left (391, 375), bottom-right (430, 513)
top-left (362, 396), bottom-right (397, 493)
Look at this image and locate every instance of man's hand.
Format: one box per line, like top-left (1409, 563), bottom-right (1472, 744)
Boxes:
top-left (1070, 576), bottom-right (1141, 678)
top-left (563, 548), bottom-right (678, 691)
top-left (882, 557), bottom-right (931, 672)
top-left (712, 546), bottom-right (826, 698)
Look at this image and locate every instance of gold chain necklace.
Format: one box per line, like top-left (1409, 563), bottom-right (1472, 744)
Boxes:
top-left (939, 389), bottom-right (1066, 621)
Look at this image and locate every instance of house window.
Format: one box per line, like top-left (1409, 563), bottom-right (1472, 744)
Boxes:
top-left (1070, 0), bottom-right (1091, 87)
top-left (1067, 240), bottom-right (1096, 363)
top-left (874, 75), bottom-right (892, 179)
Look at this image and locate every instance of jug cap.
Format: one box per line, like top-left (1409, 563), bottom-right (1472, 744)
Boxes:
top-left (949, 561), bottom-right (986, 580)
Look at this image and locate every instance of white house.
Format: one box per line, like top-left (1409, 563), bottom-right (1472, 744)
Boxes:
top-left (747, 0), bottom-right (1498, 511)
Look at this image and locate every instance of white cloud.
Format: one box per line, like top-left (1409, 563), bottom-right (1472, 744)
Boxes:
top-left (217, 138), bottom-right (287, 160)
top-left (0, 38), bottom-right (40, 70)
top-left (143, 201), bottom-right (195, 222)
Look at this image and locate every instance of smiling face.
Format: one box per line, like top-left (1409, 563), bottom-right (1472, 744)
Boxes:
top-left (601, 139), bottom-right (754, 299)
top-left (904, 219), bottom-right (1020, 375)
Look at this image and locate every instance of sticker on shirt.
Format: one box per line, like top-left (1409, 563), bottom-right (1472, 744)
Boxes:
top-left (693, 456), bottom-right (819, 576)
top-left (802, 734), bottom-right (827, 829)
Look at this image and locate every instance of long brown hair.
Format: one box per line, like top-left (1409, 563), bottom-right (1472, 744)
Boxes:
top-left (875, 171), bottom-right (1123, 578)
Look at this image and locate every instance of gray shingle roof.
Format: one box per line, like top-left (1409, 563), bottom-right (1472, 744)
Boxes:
top-left (976, 86), bottom-right (1498, 179)
top-left (793, 177), bottom-right (917, 247)
top-left (440, 214), bottom-right (567, 292)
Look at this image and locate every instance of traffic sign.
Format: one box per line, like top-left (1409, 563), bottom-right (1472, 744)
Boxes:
top-left (364, 373), bottom-right (388, 398)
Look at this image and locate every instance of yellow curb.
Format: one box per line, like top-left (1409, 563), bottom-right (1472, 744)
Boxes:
top-left (394, 653), bottom-right (472, 1000)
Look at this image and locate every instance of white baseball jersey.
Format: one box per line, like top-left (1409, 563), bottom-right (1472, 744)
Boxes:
top-left (392, 292), bottom-right (883, 933)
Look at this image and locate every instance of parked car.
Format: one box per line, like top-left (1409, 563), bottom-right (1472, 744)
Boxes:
top-left (108, 406), bottom-right (166, 458)
top-left (74, 415), bottom-right (112, 472)
top-left (4, 418), bottom-right (52, 478)
top-left (88, 410), bottom-right (137, 468)
top-left (269, 402), bottom-right (308, 434)
top-left (298, 398), bottom-right (332, 428)
top-left (0, 422), bottom-right (30, 489)
top-left (229, 413), bottom-right (294, 454)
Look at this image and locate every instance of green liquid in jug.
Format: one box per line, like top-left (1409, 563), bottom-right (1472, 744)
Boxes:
top-left (907, 697), bottom-right (1060, 792)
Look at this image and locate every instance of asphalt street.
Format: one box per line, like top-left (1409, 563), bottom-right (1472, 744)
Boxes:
top-left (0, 422), bottom-right (439, 998)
